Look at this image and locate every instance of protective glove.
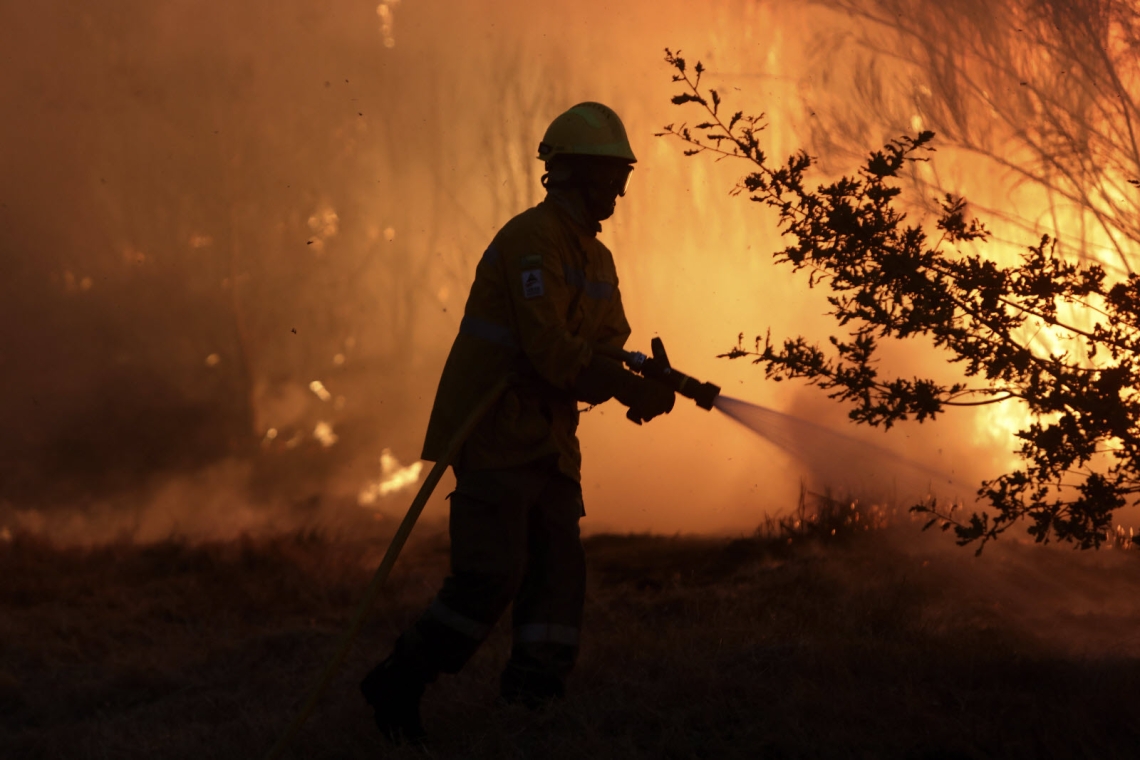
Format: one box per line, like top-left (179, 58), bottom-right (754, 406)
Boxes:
top-left (615, 375), bottom-right (675, 425)
top-left (572, 353), bottom-right (631, 404)
top-left (572, 353), bottom-right (675, 423)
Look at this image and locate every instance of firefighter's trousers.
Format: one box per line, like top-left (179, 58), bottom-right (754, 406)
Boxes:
top-left (395, 456), bottom-right (586, 699)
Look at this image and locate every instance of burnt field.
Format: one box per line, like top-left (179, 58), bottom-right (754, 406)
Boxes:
top-left (2, 509), bottom-right (1140, 760)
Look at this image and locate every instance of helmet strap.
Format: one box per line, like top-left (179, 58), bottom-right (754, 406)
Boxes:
top-left (543, 157), bottom-right (629, 222)
top-left (581, 183), bottom-right (619, 222)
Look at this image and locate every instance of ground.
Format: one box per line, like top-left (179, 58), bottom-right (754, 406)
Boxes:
top-left (2, 504), bottom-right (1139, 760)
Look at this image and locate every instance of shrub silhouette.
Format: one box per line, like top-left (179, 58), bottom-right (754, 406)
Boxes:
top-left (660, 49), bottom-right (1140, 552)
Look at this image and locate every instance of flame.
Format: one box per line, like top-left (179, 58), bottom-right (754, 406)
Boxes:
top-left (307, 205), bottom-right (339, 238)
top-left (122, 245), bottom-right (147, 263)
top-left (358, 448), bottom-right (424, 506)
top-left (308, 380), bottom-right (332, 402)
top-left (62, 271), bottom-right (93, 293)
top-left (313, 421), bottom-right (338, 448)
top-left (376, 1), bottom-right (400, 48)
top-left (306, 204), bottom-right (339, 252)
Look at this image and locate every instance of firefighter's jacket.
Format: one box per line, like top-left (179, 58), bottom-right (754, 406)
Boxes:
top-left (421, 193), bottom-right (632, 481)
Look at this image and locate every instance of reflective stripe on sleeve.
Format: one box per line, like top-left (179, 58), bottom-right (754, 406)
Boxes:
top-left (514, 623), bottom-right (580, 647)
top-left (459, 315), bottom-right (518, 350)
top-left (428, 599), bottom-right (492, 640)
top-left (562, 265), bottom-right (614, 301)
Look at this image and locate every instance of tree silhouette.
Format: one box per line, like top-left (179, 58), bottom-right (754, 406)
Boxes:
top-left (659, 49), bottom-right (1140, 552)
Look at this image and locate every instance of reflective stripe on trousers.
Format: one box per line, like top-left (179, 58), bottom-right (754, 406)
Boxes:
top-left (427, 598), bottom-right (491, 641)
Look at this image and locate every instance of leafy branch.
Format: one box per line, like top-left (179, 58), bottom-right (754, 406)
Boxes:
top-left (656, 49), bottom-right (769, 165)
top-left (661, 49), bottom-right (1140, 552)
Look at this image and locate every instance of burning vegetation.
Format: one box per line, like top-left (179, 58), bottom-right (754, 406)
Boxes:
top-left (3, 0), bottom-right (1140, 757)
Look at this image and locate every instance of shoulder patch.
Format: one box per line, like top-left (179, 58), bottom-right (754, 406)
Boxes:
top-left (522, 269), bottom-right (545, 299)
top-left (520, 253), bottom-right (543, 269)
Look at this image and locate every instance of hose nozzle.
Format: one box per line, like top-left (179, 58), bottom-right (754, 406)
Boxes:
top-left (601, 337), bottom-right (721, 410)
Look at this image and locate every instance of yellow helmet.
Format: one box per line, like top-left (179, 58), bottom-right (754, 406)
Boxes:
top-left (537, 102), bottom-right (637, 163)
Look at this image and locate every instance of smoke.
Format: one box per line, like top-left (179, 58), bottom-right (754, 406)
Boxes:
top-left (804, 0), bottom-right (1140, 275)
top-left (878, 521), bottom-right (1140, 659)
top-left (1, 460), bottom-right (309, 546)
top-left (0, 0), bottom-right (1111, 543)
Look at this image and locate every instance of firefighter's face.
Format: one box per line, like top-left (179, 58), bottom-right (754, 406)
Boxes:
top-left (583, 161), bottom-right (634, 221)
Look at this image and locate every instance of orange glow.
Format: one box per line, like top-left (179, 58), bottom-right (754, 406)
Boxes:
top-left (4, 0), bottom-right (1136, 542)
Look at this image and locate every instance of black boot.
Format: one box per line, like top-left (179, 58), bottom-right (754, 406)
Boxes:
top-left (499, 641), bottom-right (575, 709)
top-left (499, 661), bottom-right (566, 709)
top-left (360, 639), bottom-right (434, 745)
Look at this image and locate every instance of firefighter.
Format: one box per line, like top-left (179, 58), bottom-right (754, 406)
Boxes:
top-left (360, 102), bottom-right (675, 743)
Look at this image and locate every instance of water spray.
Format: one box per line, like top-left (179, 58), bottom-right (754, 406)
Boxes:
top-left (606, 338), bottom-right (952, 495)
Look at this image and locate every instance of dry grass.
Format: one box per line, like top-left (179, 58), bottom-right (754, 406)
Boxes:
top-left (2, 501), bottom-right (1139, 760)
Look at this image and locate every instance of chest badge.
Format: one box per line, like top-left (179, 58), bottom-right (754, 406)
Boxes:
top-left (522, 269), bottom-right (545, 298)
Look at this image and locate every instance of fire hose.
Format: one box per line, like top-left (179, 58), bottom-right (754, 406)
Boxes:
top-left (259, 339), bottom-right (719, 759)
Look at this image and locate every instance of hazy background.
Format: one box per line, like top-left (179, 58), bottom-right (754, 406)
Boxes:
top-left (2, 0), bottom-right (1134, 543)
